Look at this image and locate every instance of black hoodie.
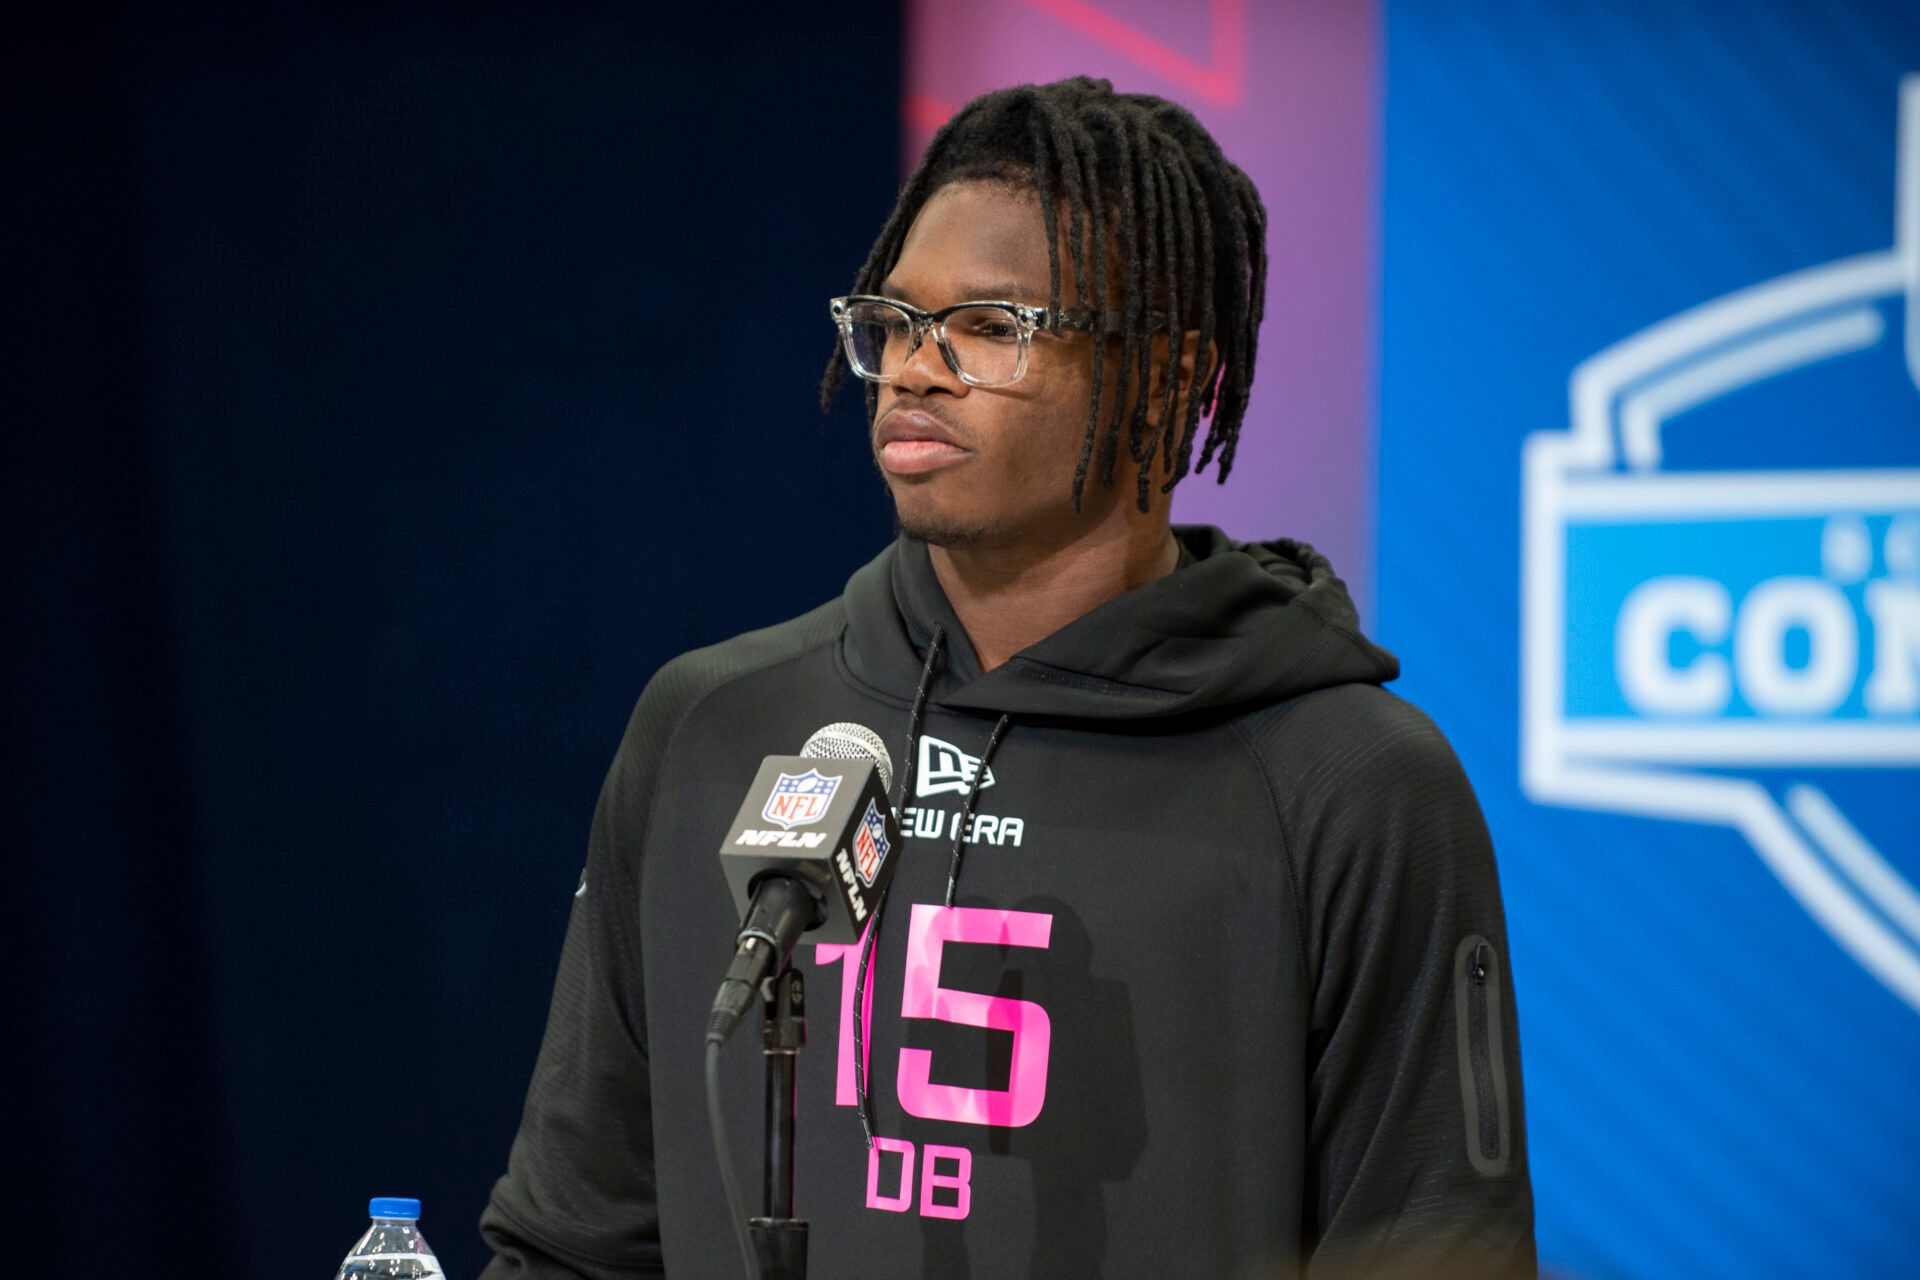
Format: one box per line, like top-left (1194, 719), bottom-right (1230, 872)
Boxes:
top-left (480, 526), bottom-right (1535, 1279)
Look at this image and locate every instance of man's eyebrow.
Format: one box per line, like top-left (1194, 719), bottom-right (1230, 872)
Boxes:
top-left (877, 280), bottom-right (1045, 304)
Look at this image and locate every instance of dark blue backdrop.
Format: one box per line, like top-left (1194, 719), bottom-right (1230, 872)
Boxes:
top-left (9, 8), bottom-right (899, 1275)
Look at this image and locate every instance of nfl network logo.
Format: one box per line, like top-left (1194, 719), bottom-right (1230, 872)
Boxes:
top-left (852, 798), bottom-right (891, 887)
top-left (762, 769), bottom-right (840, 830)
top-left (1521, 76), bottom-right (1920, 1014)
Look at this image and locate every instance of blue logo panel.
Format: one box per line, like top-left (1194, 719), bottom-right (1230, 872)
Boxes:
top-left (1383, 8), bottom-right (1920, 1275)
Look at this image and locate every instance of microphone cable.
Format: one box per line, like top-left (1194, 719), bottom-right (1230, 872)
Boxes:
top-left (706, 1028), bottom-right (759, 1280)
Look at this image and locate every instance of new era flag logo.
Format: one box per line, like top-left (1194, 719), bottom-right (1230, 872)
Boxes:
top-left (762, 769), bottom-right (839, 830)
top-left (917, 735), bottom-right (997, 798)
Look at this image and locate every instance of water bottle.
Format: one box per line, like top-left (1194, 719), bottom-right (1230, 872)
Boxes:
top-left (334, 1197), bottom-right (443, 1278)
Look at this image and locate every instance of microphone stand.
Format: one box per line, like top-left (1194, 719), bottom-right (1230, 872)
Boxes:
top-left (751, 964), bottom-right (808, 1279)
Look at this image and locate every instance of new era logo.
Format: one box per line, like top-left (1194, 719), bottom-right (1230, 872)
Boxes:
top-left (917, 735), bottom-right (997, 798)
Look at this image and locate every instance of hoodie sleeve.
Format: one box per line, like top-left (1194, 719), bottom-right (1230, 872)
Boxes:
top-left (478, 679), bottom-right (677, 1280)
top-left (1272, 686), bottom-right (1536, 1278)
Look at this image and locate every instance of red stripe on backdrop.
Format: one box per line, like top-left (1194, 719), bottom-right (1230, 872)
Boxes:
top-left (1021, 0), bottom-right (1245, 106)
top-left (905, 93), bottom-right (958, 134)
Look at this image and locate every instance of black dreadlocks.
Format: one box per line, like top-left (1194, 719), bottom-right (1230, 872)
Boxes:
top-left (819, 76), bottom-right (1269, 513)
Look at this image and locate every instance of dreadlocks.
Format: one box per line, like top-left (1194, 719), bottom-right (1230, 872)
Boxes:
top-left (819, 76), bottom-right (1269, 513)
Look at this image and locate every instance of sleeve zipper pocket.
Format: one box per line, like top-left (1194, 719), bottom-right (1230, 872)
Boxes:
top-left (1453, 933), bottom-right (1512, 1176)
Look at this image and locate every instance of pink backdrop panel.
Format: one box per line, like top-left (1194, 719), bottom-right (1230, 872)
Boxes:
top-left (905, 0), bottom-right (1380, 617)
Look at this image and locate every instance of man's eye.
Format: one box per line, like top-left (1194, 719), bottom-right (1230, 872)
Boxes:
top-left (952, 312), bottom-right (1020, 341)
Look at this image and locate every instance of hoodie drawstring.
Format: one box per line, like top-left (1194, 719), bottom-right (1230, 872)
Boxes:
top-left (854, 623), bottom-right (945, 1147)
top-left (892, 625), bottom-right (945, 814)
top-left (943, 714), bottom-right (1010, 908)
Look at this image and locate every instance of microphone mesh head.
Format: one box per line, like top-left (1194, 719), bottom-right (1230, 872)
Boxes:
top-left (799, 721), bottom-right (893, 791)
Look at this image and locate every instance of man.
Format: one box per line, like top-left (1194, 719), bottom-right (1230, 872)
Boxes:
top-left (480, 77), bottom-right (1534, 1278)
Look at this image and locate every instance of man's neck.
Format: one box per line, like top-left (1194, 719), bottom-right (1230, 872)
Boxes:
top-left (927, 518), bottom-right (1180, 672)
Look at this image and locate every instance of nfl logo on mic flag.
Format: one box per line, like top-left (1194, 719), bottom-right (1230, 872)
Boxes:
top-left (853, 799), bottom-right (890, 886)
top-left (762, 769), bottom-right (840, 830)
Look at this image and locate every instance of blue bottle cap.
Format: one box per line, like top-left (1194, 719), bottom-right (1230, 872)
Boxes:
top-left (369, 1197), bottom-right (422, 1220)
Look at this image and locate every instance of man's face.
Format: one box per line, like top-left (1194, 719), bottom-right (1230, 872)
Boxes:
top-left (871, 180), bottom-right (1111, 550)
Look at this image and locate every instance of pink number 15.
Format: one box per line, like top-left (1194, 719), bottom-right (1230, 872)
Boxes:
top-left (816, 904), bottom-right (1053, 1129)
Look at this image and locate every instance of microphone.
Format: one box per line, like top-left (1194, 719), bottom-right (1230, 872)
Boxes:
top-left (707, 722), bottom-right (903, 1044)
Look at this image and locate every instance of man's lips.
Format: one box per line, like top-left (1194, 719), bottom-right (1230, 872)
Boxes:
top-left (876, 409), bottom-right (972, 476)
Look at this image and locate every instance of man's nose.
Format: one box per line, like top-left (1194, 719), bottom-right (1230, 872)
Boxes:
top-left (892, 322), bottom-right (967, 396)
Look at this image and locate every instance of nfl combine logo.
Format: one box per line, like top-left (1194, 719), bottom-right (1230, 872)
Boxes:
top-left (762, 769), bottom-right (839, 830)
top-left (1521, 76), bottom-right (1920, 1013)
top-left (853, 799), bottom-right (890, 886)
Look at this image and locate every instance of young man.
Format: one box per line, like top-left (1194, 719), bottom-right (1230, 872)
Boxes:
top-left (480, 78), bottom-right (1534, 1278)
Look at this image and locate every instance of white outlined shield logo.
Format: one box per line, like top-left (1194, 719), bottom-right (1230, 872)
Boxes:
top-left (1521, 75), bottom-right (1920, 1014)
top-left (761, 769), bottom-right (840, 830)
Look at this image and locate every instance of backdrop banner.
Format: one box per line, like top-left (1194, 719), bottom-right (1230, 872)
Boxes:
top-left (1381, 5), bottom-right (1920, 1277)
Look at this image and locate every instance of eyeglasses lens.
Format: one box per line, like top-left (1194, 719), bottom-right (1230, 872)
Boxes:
top-left (843, 301), bottom-right (914, 379)
top-left (940, 306), bottom-right (1024, 384)
top-left (842, 301), bottom-right (1023, 385)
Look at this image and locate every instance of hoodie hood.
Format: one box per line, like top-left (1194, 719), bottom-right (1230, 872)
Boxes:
top-left (841, 524), bottom-right (1398, 721)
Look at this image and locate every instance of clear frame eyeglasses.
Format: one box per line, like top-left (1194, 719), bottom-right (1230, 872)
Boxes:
top-left (828, 295), bottom-right (1156, 389)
